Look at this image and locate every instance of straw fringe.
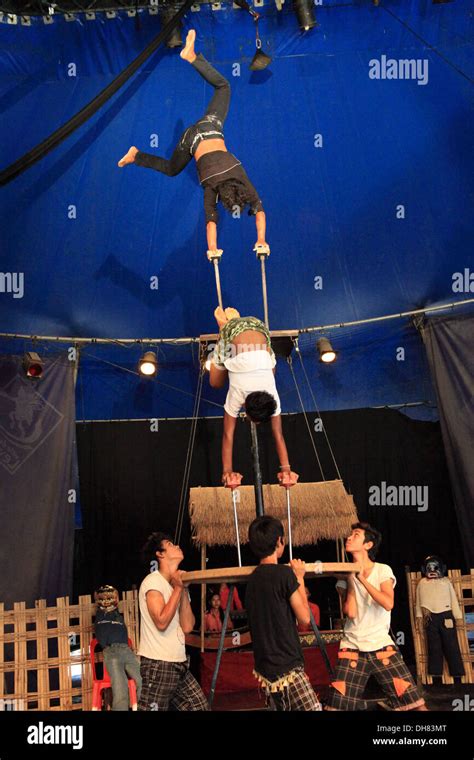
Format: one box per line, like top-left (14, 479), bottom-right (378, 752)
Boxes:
top-left (253, 668), bottom-right (300, 693)
top-left (189, 480), bottom-right (358, 547)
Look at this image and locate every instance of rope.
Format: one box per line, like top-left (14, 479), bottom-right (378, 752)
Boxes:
top-left (294, 341), bottom-right (343, 481)
top-left (174, 361), bottom-right (205, 545)
top-left (287, 354), bottom-right (325, 481)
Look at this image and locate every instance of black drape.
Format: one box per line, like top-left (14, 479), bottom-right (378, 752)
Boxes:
top-left (0, 353), bottom-right (76, 607)
top-left (421, 313), bottom-right (474, 567)
top-left (76, 408), bottom-right (465, 659)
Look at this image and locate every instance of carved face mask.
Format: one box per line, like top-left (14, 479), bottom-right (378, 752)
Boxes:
top-left (95, 585), bottom-right (119, 611)
top-left (422, 556), bottom-right (446, 579)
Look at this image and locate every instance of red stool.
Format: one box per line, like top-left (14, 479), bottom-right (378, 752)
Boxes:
top-left (90, 638), bottom-right (138, 711)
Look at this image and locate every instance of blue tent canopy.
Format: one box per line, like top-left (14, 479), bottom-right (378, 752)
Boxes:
top-left (1, 0), bottom-right (472, 419)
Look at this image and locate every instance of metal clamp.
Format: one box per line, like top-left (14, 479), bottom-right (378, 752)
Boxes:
top-left (253, 243), bottom-right (270, 258)
top-left (207, 248), bottom-right (224, 261)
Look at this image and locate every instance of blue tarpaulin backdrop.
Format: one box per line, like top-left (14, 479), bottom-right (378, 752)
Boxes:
top-left (0, 1), bottom-right (473, 420)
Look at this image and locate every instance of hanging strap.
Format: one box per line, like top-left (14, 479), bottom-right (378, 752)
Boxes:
top-left (0, 0), bottom-right (195, 185)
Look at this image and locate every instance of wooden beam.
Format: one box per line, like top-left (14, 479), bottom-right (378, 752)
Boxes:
top-left (182, 562), bottom-right (360, 586)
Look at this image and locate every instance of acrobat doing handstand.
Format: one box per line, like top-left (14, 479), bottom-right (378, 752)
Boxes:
top-left (118, 29), bottom-right (268, 257)
top-left (209, 306), bottom-right (298, 490)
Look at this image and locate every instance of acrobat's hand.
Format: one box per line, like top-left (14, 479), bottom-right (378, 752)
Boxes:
top-left (254, 242), bottom-right (270, 257)
top-left (169, 570), bottom-right (185, 590)
top-left (277, 470), bottom-right (299, 488)
top-left (222, 472), bottom-right (243, 489)
top-left (289, 558), bottom-right (306, 581)
top-left (207, 249), bottom-right (223, 261)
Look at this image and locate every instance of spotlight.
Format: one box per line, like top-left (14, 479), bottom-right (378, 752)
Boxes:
top-left (138, 351), bottom-right (158, 377)
top-left (293, 0), bottom-right (317, 31)
top-left (250, 47), bottom-right (272, 71)
top-left (317, 338), bottom-right (336, 363)
top-left (160, 8), bottom-right (183, 49)
top-left (23, 352), bottom-right (44, 378)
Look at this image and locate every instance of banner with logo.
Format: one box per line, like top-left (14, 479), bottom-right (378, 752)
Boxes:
top-left (0, 353), bottom-right (75, 607)
top-left (422, 313), bottom-right (474, 567)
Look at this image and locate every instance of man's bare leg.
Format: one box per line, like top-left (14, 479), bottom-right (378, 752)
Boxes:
top-left (180, 29), bottom-right (197, 64)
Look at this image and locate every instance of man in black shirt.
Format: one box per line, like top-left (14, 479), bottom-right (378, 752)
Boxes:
top-left (118, 29), bottom-right (267, 256)
top-left (245, 516), bottom-right (321, 711)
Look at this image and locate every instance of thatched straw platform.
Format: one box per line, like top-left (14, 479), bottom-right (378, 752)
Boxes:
top-left (189, 480), bottom-right (358, 547)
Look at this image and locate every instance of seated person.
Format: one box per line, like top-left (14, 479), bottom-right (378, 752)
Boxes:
top-left (219, 582), bottom-right (243, 612)
top-left (205, 593), bottom-right (234, 633)
top-left (297, 586), bottom-right (321, 632)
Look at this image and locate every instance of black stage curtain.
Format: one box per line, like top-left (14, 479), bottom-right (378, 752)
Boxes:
top-left (422, 313), bottom-right (474, 567)
top-left (76, 408), bottom-right (465, 658)
top-left (0, 353), bottom-right (76, 607)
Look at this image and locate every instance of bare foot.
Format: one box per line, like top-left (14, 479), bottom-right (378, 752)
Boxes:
top-left (224, 307), bottom-right (241, 321)
top-left (118, 146), bottom-right (138, 167)
top-left (214, 306), bottom-right (227, 328)
top-left (180, 29), bottom-right (196, 63)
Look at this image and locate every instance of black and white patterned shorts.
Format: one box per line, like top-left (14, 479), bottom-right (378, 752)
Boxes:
top-left (138, 656), bottom-right (209, 712)
top-left (326, 646), bottom-right (425, 711)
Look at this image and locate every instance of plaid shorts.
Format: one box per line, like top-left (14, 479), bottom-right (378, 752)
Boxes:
top-left (138, 656), bottom-right (209, 711)
top-left (214, 317), bottom-right (273, 368)
top-left (259, 668), bottom-right (322, 712)
top-left (326, 645), bottom-right (425, 711)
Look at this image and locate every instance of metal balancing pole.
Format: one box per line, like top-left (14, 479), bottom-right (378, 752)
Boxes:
top-left (207, 249), bottom-right (224, 310)
top-left (250, 421), bottom-right (264, 517)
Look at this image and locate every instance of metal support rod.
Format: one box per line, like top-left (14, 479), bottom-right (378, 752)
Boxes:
top-left (231, 489), bottom-right (242, 567)
top-left (250, 421), bottom-right (264, 517)
top-left (208, 583), bottom-right (235, 709)
top-left (259, 254), bottom-right (269, 329)
top-left (286, 487), bottom-right (293, 561)
top-left (200, 543), bottom-right (206, 654)
top-left (309, 607), bottom-right (335, 679)
top-left (212, 258), bottom-right (223, 310)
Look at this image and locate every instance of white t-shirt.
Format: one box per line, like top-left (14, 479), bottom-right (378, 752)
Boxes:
top-left (415, 577), bottom-right (462, 619)
top-left (214, 350), bottom-right (281, 418)
top-left (336, 563), bottom-right (396, 652)
top-left (138, 571), bottom-right (186, 662)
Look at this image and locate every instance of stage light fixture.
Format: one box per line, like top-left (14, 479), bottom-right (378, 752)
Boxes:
top-left (317, 338), bottom-right (336, 363)
top-left (23, 352), bottom-right (44, 378)
top-left (293, 0), bottom-right (317, 31)
top-left (138, 351), bottom-right (158, 377)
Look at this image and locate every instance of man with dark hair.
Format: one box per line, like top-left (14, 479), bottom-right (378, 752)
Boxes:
top-left (326, 522), bottom-right (427, 711)
top-left (137, 532), bottom-right (208, 711)
top-left (209, 307), bottom-right (298, 489)
top-left (245, 516), bottom-right (321, 711)
top-left (118, 29), bottom-right (267, 255)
